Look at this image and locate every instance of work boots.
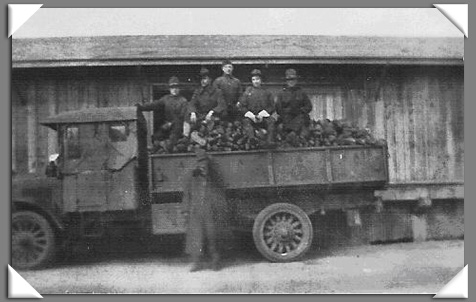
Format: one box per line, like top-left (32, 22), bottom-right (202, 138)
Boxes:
top-left (190, 255), bottom-right (205, 272)
top-left (210, 253), bottom-right (221, 271)
top-left (189, 253), bottom-right (221, 272)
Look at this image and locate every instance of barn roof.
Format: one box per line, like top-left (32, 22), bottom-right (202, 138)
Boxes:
top-left (40, 106), bottom-right (138, 129)
top-left (12, 35), bottom-right (463, 68)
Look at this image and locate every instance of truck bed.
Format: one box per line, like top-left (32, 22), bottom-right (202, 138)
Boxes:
top-left (149, 145), bottom-right (388, 194)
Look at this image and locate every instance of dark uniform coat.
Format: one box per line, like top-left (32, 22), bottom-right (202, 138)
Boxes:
top-left (188, 85), bottom-right (227, 120)
top-left (140, 94), bottom-right (188, 123)
top-left (239, 86), bottom-right (277, 141)
top-left (139, 94), bottom-right (188, 142)
top-left (275, 86), bottom-right (312, 133)
top-left (182, 158), bottom-right (227, 260)
top-left (213, 74), bottom-right (243, 107)
top-left (213, 74), bottom-right (243, 119)
top-left (239, 86), bottom-right (275, 115)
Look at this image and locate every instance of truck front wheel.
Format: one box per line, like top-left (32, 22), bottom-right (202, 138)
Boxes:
top-left (12, 211), bottom-right (56, 270)
top-left (253, 203), bottom-right (313, 262)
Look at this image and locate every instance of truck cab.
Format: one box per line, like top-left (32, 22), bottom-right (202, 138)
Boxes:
top-left (12, 106), bottom-right (150, 270)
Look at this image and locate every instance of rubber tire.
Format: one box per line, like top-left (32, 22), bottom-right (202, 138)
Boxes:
top-left (12, 211), bottom-right (56, 270)
top-left (253, 203), bottom-right (313, 262)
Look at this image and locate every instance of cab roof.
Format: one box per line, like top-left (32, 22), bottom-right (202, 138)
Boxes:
top-left (41, 106), bottom-right (138, 129)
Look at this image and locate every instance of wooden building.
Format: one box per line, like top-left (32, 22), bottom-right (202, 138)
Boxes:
top-left (12, 35), bottom-right (464, 243)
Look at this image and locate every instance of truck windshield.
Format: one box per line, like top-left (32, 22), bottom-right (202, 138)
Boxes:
top-left (61, 121), bottom-right (138, 174)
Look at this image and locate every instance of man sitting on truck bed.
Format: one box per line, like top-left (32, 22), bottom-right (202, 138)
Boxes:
top-left (137, 76), bottom-right (188, 152)
top-left (188, 67), bottom-right (227, 146)
top-left (238, 69), bottom-right (277, 148)
top-left (275, 69), bottom-right (313, 147)
top-left (213, 59), bottom-right (243, 121)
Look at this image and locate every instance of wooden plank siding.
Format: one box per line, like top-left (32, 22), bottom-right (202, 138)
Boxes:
top-left (11, 64), bottom-right (463, 186)
top-left (36, 77), bottom-right (52, 173)
top-left (12, 67), bottom-right (152, 174)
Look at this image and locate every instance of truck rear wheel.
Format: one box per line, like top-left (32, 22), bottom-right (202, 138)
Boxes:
top-left (253, 203), bottom-right (313, 262)
top-left (12, 211), bottom-right (56, 270)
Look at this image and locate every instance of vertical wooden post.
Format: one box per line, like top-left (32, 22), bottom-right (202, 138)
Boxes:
top-left (446, 98), bottom-right (456, 180)
top-left (47, 81), bottom-right (58, 157)
top-left (374, 88), bottom-right (385, 139)
top-left (12, 94), bottom-right (16, 173)
top-left (334, 87), bottom-right (343, 120)
top-left (27, 81), bottom-right (37, 173)
top-left (326, 94), bottom-right (334, 120)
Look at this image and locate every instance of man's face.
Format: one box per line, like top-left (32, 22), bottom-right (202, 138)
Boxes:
top-left (251, 76), bottom-right (262, 88)
top-left (286, 78), bottom-right (297, 88)
top-left (169, 87), bottom-right (180, 96)
top-left (222, 64), bottom-right (233, 75)
top-left (201, 76), bottom-right (211, 87)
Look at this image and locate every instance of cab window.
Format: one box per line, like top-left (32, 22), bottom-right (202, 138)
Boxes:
top-left (109, 123), bottom-right (129, 142)
top-left (65, 126), bottom-right (81, 159)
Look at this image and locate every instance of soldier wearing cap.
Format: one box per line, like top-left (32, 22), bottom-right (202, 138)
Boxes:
top-left (188, 67), bottom-right (227, 125)
top-left (239, 69), bottom-right (277, 147)
top-left (275, 69), bottom-right (313, 143)
top-left (182, 148), bottom-right (225, 272)
top-left (213, 59), bottom-right (243, 120)
top-left (137, 76), bottom-right (188, 151)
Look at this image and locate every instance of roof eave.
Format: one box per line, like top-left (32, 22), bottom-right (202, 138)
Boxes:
top-left (12, 56), bottom-right (464, 68)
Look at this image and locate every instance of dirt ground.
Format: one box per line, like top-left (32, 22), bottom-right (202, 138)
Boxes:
top-left (17, 236), bottom-right (464, 294)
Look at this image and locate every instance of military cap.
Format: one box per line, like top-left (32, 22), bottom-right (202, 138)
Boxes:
top-left (285, 68), bottom-right (298, 80)
top-left (222, 59), bottom-right (233, 66)
top-left (199, 67), bottom-right (210, 78)
top-left (250, 69), bottom-right (262, 78)
top-left (168, 76), bottom-right (180, 87)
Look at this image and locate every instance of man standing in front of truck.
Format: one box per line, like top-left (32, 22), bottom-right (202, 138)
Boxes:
top-left (239, 69), bottom-right (277, 148)
top-left (137, 76), bottom-right (188, 152)
top-left (182, 148), bottom-right (225, 272)
top-left (213, 59), bottom-right (243, 121)
top-left (275, 68), bottom-right (313, 146)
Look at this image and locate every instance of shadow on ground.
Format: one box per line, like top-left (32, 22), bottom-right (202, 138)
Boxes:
top-left (57, 231), bottom-right (264, 270)
top-left (56, 209), bottom-right (453, 270)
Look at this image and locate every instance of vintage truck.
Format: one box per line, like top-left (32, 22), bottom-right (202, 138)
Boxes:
top-left (12, 106), bottom-right (388, 270)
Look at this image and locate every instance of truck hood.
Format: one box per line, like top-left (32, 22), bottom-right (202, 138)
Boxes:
top-left (12, 174), bottom-right (60, 204)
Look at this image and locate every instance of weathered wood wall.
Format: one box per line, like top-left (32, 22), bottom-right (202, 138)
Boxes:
top-left (12, 64), bottom-right (464, 187)
top-left (355, 65), bottom-right (464, 184)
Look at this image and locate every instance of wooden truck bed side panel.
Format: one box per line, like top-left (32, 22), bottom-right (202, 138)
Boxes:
top-left (150, 146), bottom-right (388, 194)
top-left (330, 147), bottom-right (388, 183)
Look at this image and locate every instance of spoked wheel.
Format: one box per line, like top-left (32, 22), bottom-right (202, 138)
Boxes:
top-left (12, 211), bottom-right (56, 270)
top-left (253, 203), bottom-right (313, 262)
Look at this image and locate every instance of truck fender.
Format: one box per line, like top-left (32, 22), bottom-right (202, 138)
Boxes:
top-left (12, 200), bottom-right (65, 234)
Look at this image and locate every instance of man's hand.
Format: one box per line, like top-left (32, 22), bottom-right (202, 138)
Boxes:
top-left (205, 110), bottom-right (214, 121)
top-left (190, 112), bottom-right (197, 123)
top-left (258, 110), bottom-right (270, 118)
top-left (244, 111), bottom-right (257, 123)
top-left (161, 122), bottom-right (172, 131)
top-left (183, 122), bottom-right (191, 137)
